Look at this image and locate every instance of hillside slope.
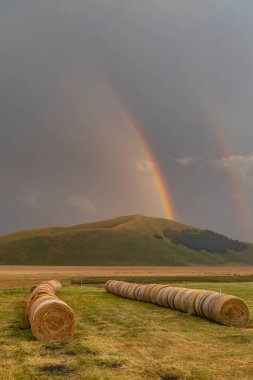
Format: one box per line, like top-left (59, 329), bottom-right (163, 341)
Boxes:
top-left (0, 215), bottom-right (252, 265)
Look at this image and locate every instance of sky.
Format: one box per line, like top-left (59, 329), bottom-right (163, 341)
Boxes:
top-left (1, 0), bottom-right (253, 241)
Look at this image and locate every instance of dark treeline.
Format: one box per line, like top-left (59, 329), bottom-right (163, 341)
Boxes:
top-left (163, 229), bottom-right (247, 253)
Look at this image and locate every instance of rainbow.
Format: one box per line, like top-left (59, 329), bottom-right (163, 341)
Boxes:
top-left (105, 81), bottom-right (175, 220)
top-left (204, 102), bottom-right (252, 241)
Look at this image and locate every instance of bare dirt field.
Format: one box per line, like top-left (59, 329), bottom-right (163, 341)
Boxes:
top-left (0, 265), bottom-right (253, 289)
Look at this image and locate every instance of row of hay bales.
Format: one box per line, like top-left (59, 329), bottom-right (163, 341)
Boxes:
top-left (27, 280), bottom-right (76, 341)
top-left (105, 280), bottom-right (250, 327)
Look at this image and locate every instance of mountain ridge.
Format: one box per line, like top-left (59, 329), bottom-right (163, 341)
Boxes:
top-left (0, 214), bottom-right (252, 266)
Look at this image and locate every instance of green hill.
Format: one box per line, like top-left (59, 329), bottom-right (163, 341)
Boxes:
top-left (0, 214), bottom-right (252, 265)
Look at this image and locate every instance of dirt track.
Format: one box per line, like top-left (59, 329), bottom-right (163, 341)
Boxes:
top-left (0, 265), bottom-right (253, 289)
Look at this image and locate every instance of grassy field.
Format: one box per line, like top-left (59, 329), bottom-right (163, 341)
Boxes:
top-left (1, 279), bottom-right (253, 379)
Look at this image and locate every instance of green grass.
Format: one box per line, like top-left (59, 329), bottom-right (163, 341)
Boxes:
top-left (71, 274), bottom-right (253, 284)
top-left (0, 215), bottom-right (253, 266)
top-left (1, 281), bottom-right (253, 379)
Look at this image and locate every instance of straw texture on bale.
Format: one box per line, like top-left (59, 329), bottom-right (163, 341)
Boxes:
top-left (104, 280), bottom-right (250, 327)
top-left (27, 280), bottom-right (75, 341)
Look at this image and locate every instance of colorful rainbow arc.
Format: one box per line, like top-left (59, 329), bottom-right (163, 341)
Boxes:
top-left (204, 102), bottom-right (252, 241)
top-left (106, 83), bottom-right (175, 220)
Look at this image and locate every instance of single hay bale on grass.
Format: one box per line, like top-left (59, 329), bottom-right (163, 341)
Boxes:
top-left (27, 280), bottom-right (75, 341)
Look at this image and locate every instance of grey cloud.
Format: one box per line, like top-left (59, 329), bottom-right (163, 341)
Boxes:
top-left (1, 0), bottom-right (253, 241)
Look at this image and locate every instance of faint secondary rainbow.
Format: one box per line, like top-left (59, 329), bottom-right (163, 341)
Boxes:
top-left (104, 80), bottom-right (175, 220)
top-left (204, 102), bottom-right (252, 241)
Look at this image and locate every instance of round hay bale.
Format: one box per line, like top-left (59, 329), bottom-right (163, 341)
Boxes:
top-left (143, 284), bottom-right (159, 302)
top-left (110, 281), bottom-right (120, 294)
top-left (126, 284), bottom-right (137, 299)
top-left (128, 284), bottom-right (140, 300)
top-left (158, 287), bottom-right (173, 307)
top-left (150, 285), bottom-right (170, 305)
top-left (117, 281), bottom-right (128, 297)
top-left (122, 283), bottom-right (133, 298)
top-left (156, 286), bottom-right (172, 306)
top-left (167, 287), bottom-right (181, 309)
top-left (30, 297), bottom-right (76, 341)
top-left (41, 280), bottom-right (62, 293)
top-left (136, 284), bottom-right (147, 302)
top-left (133, 284), bottom-right (143, 300)
top-left (185, 289), bottom-right (207, 315)
top-left (177, 288), bottom-right (197, 313)
top-left (194, 291), bottom-right (214, 317)
top-left (27, 294), bottom-right (57, 321)
top-left (208, 294), bottom-right (250, 326)
top-left (202, 292), bottom-right (221, 320)
top-left (105, 280), bottom-right (114, 292)
top-left (173, 288), bottom-right (187, 311)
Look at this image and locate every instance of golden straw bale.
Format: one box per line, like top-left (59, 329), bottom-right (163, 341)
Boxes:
top-left (117, 282), bottom-right (127, 297)
top-left (133, 284), bottom-right (143, 300)
top-left (167, 287), bottom-right (181, 309)
top-left (150, 285), bottom-right (170, 305)
top-left (128, 284), bottom-right (138, 300)
top-left (208, 294), bottom-right (250, 326)
top-left (30, 297), bottom-right (76, 341)
top-left (195, 291), bottom-right (214, 317)
top-left (27, 280), bottom-right (75, 341)
top-left (136, 284), bottom-right (147, 301)
top-left (105, 280), bottom-right (114, 292)
top-left (155, 286), bottom-right (171, 306)
top-left (158, 287), bottom-right (173, 307)
top-left (185, 289), bottom-right (207, 315)
top-left (176, 289), bottom-right (197, 313)
top-left (173, 288), bottom-right (187, 311)
top-left (143, 284), bottom-right (159, 302)
top-left (202, 292), bottom-right (221, 320)
top-left (124, 283), bottom-right (133, 298)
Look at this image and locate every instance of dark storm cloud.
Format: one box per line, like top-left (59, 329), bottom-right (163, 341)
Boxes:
top-left (1, 0), bottom-right (253, 240)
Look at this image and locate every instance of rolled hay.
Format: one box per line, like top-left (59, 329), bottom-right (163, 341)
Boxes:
top-left (176, 288), bottom-right (197, 313)
top-left (133, 284), bottom-right (144, 300)
top-left (208, 294), bottom-right (250, 327)
top-left (30, 297), bottom-right (76, 341)
top-left (157, 287), bottom-right (173, 307)
top-left (150, 285), bottom-right (170, 305)
top-left (42, 280), bottom-right (62, 293)
top-left (127, 284), bottom-right (139, 300)
top-left (156, 285), bottom-right (174, 307)
top-left (104, 281), bottom-right (250, 326)
top-left (194, 291), bottom-right (214, 317)
top-left (105, 280), bottom-right (114, 292)
top-left (173, 288), bottom-right (188, 311)
top-left (167, 287), bottom-right (182, 309)
top-left (143, 284), bottom-right (159, 302)
top-left (185, 289), bottom-right (206, 315)
top-left (135, 284), bottom-right (147, 302)
top-left (27, 280), bottom-right (76, 341)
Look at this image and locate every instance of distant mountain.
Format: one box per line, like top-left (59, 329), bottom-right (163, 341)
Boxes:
top-left (0, 214), bottom-right (252, 265)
